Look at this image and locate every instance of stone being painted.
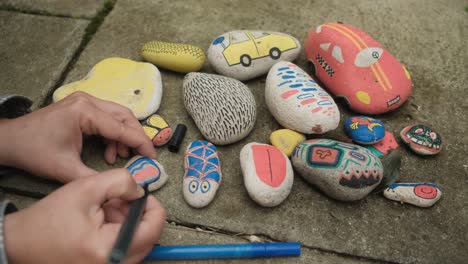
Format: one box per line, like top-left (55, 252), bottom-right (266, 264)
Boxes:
top-left (142, 114), bottom-right (173, 146)
top-left (183, 140), bottom-right (222, 208)
top-left (265, 62), bottom-right (340, 134)
top-left (141, 41), bottom-right (205, 73)
top-left (400, 124), bottom-right (442, 155)
top-left (125, 155), bottom-right (168, 192)
top-left (384, 183), bottom-right (442, 207)
top-left (240, 143), bottom-right (294, 207)
top-left (292, 139), bottom-right (383, 201)
top-left (345, 116), bottom-right (385, 145)
top-left (305, 23), bottom-right (412, 114)
top-left (208, 30), bottom-right (301, 81)
top-left (53, 57), bottom-right (162, 120)
top-left (183, 73), bottom-right (256, 145)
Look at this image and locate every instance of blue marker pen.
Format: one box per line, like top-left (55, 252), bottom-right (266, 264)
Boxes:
top-left (145, 242), bottom-right (301, 260)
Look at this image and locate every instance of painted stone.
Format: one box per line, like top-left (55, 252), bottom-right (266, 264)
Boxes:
top-left (269, 129), bottom-right (306, 157)
top-left (183, 73), bottom-right (256, 145)
top-left (305, 23), bottom-right (412, 114)
top-left (400, 124), bottom-right (442, 155)
top-left (364, 131), bottom-right (399, 157)
top-left (292, 139), bottom-right (383, 201)
top-left (208, 30), bottom-right (301, 81)
top-left (53, 57), bottom-right (162, 120)
top-left (141, 41), bottom-right (205, 73)
top-left (183, 140), bottom-right (222, 208)
top-left (384, 183), bottom-right (442, 207)
top-left (142, 114), bottom-right (173, 146)
top-left (125, 155), bottom-right (168, 192)
top-left (345, 116), bottom-right (385, 145)
top-left (240, 143), bottom-right (294, 207)
top-left (265, 61), bottom-right (340, 134)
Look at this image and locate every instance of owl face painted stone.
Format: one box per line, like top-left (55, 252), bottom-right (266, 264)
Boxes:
top-left (125, 155), bottom-right (168, 191)
top-left (183, 140), bottom-right (222, 208)
top-left (292, 139), bottom-right (383, 201)
top-left (384, 183), bottom-right (442, 207)
top-left (305, 23), bottom-right (412, 114)
top-left (400, 124), bottom-right (442, 155)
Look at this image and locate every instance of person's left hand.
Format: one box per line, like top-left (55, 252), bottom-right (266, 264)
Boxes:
top-left (0, 92), bottom-right (156, 182)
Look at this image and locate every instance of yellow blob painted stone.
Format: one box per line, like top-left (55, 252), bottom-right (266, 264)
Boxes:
top-left (270, 129), bottom-right (306, 157)
top-left (53, 57), bottom-right (162, 120)
top-left (141, 41), bottom-right (205, 73)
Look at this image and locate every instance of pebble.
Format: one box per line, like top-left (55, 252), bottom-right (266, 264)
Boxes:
top-left (53, 57), bottom-right (162, 120)
top-left (142, 114), bottom-right (173, 146)
top-left (269, 129), bottom-right (305, 157)
top-left (183, 72), bottom-right (256, 145)
top-left (208, 30), bottom-right (301, 81)
top-left (265, 61), bottom-right (340, 134)
top-left (383, 183), bottom-right (442, 207)
top-left (305, 23), bottom-right (412, 114)
top-left (240, 143), bottom-right (294, 207)
top-left (345, 116), bottom-right (385, 144)
top-left (183, 140), bottom-right (222, 208)
top-left (292, 139), bottom-right (383, 201)
top-left (400, 124), bottom-right (443, 155)
top-left (141, 41), bottom-right (205, 73)
top-left (364, 131), bottom-right (399, 157)
top-left (125, 155), bottom-right (168, 192)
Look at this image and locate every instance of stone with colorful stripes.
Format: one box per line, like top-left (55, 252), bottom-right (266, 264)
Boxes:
top-left (265, 61), bottom-right (340, 134)
top-left (183, 140), bottom-right (222, 208)
top-left (305, 23), bottom-right (412, 114)
top-left (240, 143), bottom-right (294, 207)
top-left (125, 155), bottom-right (168, 192)
top-left (384, 183), bottom-right (442, 207)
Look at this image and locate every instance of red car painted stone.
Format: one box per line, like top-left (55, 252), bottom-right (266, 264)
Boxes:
top-left (305, 23), bottom-right (412, 114)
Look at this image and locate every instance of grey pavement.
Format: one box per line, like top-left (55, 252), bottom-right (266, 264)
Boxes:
top-left (1, 0), bottom-right (467, 263)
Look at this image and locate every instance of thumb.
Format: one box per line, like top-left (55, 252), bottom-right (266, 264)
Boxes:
top-left (79, 168), bottom-right (144, 207)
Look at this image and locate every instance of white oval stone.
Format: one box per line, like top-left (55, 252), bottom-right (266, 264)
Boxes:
top-left (208, 30), bottom-right (301, 81)
top-left (240, 143), bottom-right (294, 207)
top-left (383, 183), bottom-right (442, 207)
top-left (265, 61), bottom-right (340, 134)
top-left (183, 73), bottom-right (256, 145)
top-left (125, 155), bottom-right (168, 192)
top-left (292, 139), bottom-right (383, 201)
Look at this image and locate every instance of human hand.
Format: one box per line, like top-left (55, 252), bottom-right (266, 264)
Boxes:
top-left (0, 92), bottom-right (156, 182)
top-left (4, 168), bottom-right (166, 264)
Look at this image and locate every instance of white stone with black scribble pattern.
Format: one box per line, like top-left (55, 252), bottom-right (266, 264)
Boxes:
top-left (183, 73), bottom-right (257, 145)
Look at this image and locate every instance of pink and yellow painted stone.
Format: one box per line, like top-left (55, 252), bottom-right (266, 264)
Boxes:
top-left (305, 23), bottom-right (412, 114)
top-left (364, 131), bottom-right (399, 157)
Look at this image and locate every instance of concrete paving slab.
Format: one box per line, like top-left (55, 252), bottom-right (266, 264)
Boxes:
top-left (0, 0), bottom-right (104, 18)
top-left (1, 0), bottom-right (467, 263)
top-left (0, 10), bottom-right (88, 108)
top-left (3, 193), bottom-right (374, 264)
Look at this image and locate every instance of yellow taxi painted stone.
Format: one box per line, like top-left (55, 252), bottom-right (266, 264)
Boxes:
top-left (53, 57), bottom-right (162, 120)
top-left (141, 41), bottom-right (205, 73)
top-left (270, 129), bottom-right (306, 157)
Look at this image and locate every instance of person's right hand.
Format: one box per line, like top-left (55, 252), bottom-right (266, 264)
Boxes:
top-left (4, 168), bottom-right (166, 264)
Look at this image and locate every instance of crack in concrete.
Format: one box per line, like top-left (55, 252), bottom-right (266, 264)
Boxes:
top-left (0, 4), bottom-right (90, 19)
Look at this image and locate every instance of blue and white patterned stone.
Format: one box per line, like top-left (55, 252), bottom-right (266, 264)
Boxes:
top-left (345, 116), bottom-right (385, 144)
top-left (183, 140), bottom-right (222, 208)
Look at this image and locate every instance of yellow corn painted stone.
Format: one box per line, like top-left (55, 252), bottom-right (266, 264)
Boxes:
top-left (270, 129), bottom-right (306, 157)
top-left (143, 114), bottom-right (173, 146)
top-left (53, 57), bottom-right (162, 120)
top-left (141, 41), bottom-right (205, 73)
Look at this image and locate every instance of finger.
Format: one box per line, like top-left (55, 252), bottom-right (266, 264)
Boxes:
top-left (80, 108), bottom-right (156, 159)
top-left (127, 196), bottom-right (166, 255)
top-left (79, 168), bottom-right (144, 207)
top-left (104, 141), bottom-right (117, 164)
top-left (117, 142), bottom-right (129, 158)
top-left (103, 200), bottom-right (128, 223)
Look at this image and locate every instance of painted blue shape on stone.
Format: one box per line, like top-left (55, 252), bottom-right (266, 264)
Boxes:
top-left (345, 116), bottom-right (385, 145)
